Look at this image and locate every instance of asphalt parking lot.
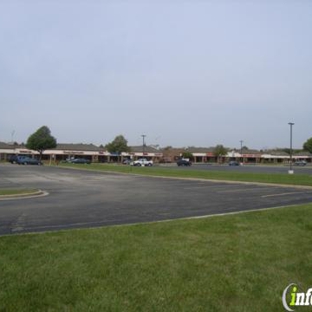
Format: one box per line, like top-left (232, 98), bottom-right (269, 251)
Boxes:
top-left (1, 164), bottom-right (312, 235)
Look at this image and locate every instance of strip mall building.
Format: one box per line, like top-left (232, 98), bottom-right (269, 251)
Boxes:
top-left (0, 142), bottom-right (311, 164)
top-left (0, 142), bottom-right (163, 163)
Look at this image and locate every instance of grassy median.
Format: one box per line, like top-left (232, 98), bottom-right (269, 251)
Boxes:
top-left (1, 203), bottom-right (312, 311)
top-left (60, 163), bottom-right (312, 187)
top-left (0, 189), bottom-right (38, 196)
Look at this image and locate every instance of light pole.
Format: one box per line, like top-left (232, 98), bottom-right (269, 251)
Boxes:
top-left (288, 122), bottom-right (294, 174)
top-left (11, 130), bottom-right (15, 143)
top-left (240, 140), bottom-right (243, 163)
top-left (141, 134), bottom-right (146, 156)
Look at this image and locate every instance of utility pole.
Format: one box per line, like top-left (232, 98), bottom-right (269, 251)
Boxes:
top-left (11, 130), bottom-right (15, 143)
top-left (240, 140), bottom-right (243, 163)
top-left (288, 122), bottom-right (294, 174)
top-left (141, 134), bottom-right (146, 156)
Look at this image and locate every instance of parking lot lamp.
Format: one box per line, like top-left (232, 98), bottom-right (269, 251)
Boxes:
top-left (141, 134), bottom-right (146, 156)
top-left (288, 122), bottom-right (294, 174)
top-left (240, 140), bottom-right (243, 162)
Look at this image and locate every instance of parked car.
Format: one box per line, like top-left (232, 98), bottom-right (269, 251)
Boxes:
top-left (177, 159), bottom-right (192, 166)
top-left (131, 158), bottom-right (153, 166)
top-left (229, 161), bottom-right (240, 166)
top-left (122, 159), bottom-right (131, 165)
top-left (70, 158), bottom-right (91, 164)
top-left (16, 156), bottom-right (42, 165)
top-left (295, 160), bottom-right (307, 166)
top-left (8, 155), bottom-right (29, 164)
top-left (8, 155), bottom-right (19, 164)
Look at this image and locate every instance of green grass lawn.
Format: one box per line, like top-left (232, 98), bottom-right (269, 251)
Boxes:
top-left (0, 189), bottom-right (38, 196)
top-left (1, 204), bottom-right (312, 311)
top-left (60, 163), bottom-right (312, 187)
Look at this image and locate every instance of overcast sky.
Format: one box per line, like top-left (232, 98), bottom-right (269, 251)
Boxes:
top-left (1, 1), bottom-right (311, 149)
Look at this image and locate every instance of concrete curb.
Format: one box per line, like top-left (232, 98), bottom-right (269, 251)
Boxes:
top-left (0, 190), bottom-right (49, 200)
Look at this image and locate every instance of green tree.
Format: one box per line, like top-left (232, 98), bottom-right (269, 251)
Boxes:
top-left (26, 126), bottom-right (57, 160)
top-left (303, 137), bottom-right (312, 153)
top-left (181, 151), bottom-right (193, 160)
top-left (214, 144), bottom-right (228, 163)
top-left (283, 148), bottom-right (302, 155)
top-left (106, 135), bottom-right (130, 160)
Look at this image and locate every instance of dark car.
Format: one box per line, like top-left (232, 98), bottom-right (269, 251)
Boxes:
top-left (8, 155), bottom-right (30, 164)
top-left (177, 159), bottom-right (192, 166)
top-left (16, 156), bottom-right (42, 165)
top-left (70, 158), bottom-right (91, 164)
top-left (8, 155), bottom-right (19, 164)
top-left (122, 159), bottom-right (131, 165)
top-left (229, 161), bottom-right (240, 166)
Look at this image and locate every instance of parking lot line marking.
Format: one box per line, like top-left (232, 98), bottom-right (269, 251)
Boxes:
top-left (261, 191), bottom-right (307, 198)
top-left (217, 188), bottom-right (273, 194)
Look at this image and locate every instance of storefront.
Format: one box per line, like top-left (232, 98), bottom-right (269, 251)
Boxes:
top-left (0, 143), bottom-right (163, 164)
